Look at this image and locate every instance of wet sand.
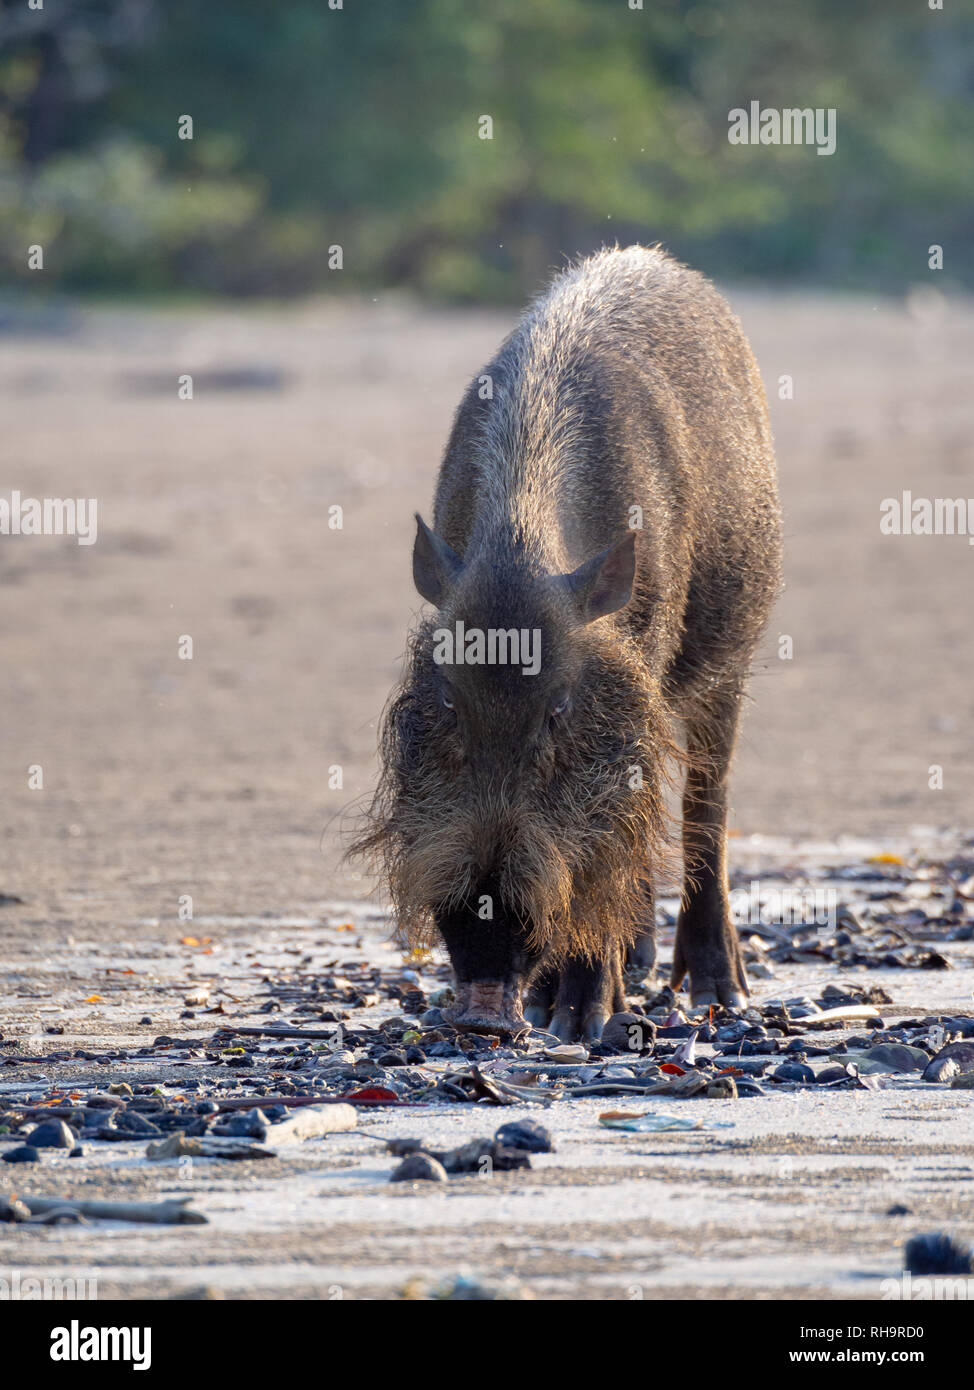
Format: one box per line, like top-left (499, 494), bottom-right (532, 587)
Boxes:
top-left (1, 291), bottom-right (973, 1298)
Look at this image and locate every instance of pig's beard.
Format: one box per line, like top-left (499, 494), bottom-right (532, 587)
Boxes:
top-left (350, 633), bottom-right (679, 964)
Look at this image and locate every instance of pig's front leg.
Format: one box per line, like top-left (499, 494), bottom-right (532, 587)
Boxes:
top-left (525, 948), bottom-right (625, 1044)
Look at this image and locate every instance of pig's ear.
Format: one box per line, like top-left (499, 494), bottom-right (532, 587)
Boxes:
top-left (412, 514), bottom-right (464, 606)
top-left (559, 533), bottom-right (636, 622)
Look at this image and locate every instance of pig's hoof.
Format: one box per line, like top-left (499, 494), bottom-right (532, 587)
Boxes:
top-left (524, 1004), bottom-right (551, 1029)
top-left (581, 1009), bottom-right (608, 1044)
top-left (549, 1009), bottom-right (580, 1043)
top-left (548, 1007), bottom-right (607, 1044)
top-left (690, 982), bottom-right (748, 1011)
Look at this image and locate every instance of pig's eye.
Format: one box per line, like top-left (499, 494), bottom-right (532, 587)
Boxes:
top-left (550, 694), bottom-right (570, 717)
top-left (440, 693), bottom-right (455, 711)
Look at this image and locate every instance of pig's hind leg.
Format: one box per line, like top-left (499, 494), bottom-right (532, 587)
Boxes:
top-left (625, 877), bottom-right (657, 979)
top-left (671, 680), bottom-right (749, 1009)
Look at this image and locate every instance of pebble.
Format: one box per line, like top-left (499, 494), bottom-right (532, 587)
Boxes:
top-left (494, 1119), bottom-right (554, 1153)
top-left (816, 1064), bottom-right (853, 1084)
top-left (2, 1145), bottom-right (40, 1163)
top-left (427, 1273), bottom-right (535, 1300)
top-left (771, 1062), bottom-right (816, 1084)
top-left (922, 1041), bottom-right (974, 1083)
top-left (941, 1016), bottom-right (974, 1037)
top-left (715, 1021), bottom-right (750, 1043)
top-left (213, 1107), bottom-right (269, 1140)
top-left (26, 1119), bottom-right (76, 1149)
top-left (904, 1232), bottom-right (973, 1275)
top-left (784, 1038), bottom-right (833, 1056)
top-left (114, 1110), bottom-right (162, 1136)
top-left (706, 1076), bottom-right (738, 1099)
top-left (0, 1197), bottom-right (32, 1221)
top-left (847, 1043), bottom-right (929, 1074)
top-left (390, 1152), bottom-right (448, 1183)
top-left (439, 1139), bottom-right (530, 1174)
top-left (600, 1012), bottom-right (656, 1053)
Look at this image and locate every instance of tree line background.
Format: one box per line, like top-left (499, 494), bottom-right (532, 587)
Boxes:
top-left (1, 0), bottom-right (971, 301)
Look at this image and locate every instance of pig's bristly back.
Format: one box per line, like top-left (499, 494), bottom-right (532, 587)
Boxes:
top-left (444, 243), bottom-right (771, 576)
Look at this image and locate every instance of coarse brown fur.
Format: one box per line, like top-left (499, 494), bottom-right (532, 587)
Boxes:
top-left (358, 610), bottom-right (682, 966)
top-left (351, 243), bottom-right (782, 1037)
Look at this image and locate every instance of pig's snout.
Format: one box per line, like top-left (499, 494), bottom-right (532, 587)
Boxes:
top-left (445, 977), bottom-right (528, 1036)
top-left (435, 894), bottom-right (540, 1036)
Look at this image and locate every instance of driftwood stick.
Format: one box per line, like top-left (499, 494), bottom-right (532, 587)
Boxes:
top-left (213, 1092), bottom-right (418, 1110)
top-left (213, 1024), bottom-right (342, 1041)
top-left (20, 1195), bottom-right (207, 1225)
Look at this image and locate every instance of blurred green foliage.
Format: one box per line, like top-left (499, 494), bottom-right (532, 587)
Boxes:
top-left (1, 0), bottom-right (971, 299)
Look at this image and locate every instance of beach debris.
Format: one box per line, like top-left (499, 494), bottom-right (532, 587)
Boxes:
top-left (670, 1030), bottom-right (699, 1068)
top-left (706, 1076), bottom-right (738, 1099)
top-left (401, 1272), bottom-right (535, 1300)
top-left (922, 1041), bottom-right (974, 1083)
top-left (807, 1005), bottom-right (884, 1026)
top-left (494, 1118), bottom-right (553, 1152)
top-left (263, 1103), bottom-right (357, 1140)
top-left (541, 1044), bottom-right (589, 1062)
top-left (390, 1152), bottom-right (448, 1183)
top-left (16, 1195), bottom-right (207, 1225)
top-left (839, 1043), bottom-right (929, 1074)
top-left (385, 1122), bottom-right (538, 1176)
top-left (904, 1232), bottom-right (973, 1275)
top-left (600, 1013), bottom-right (656, 1053)
top-left (570, 1070), bottom-right (708, 1098)
top-left (212, 1107), bottom-right (269, 1139)
top-left (24, 1119), bottom-right (75, 1149)
top-left (598, 1109), bottom-right (734, 1132)
top-left (771, 1062), bottom-right (816, 1084)
top-left (433, 1273), bottom-right (535, 1300)
top-left (0, 1197), bottom-right (32, 1222)
top-left (26, 1206), bottom-right (88, 1226)
top-left (146, 1133), bottom-right (275, 1160)
top-left (439, 1138), bottom-right (531, 1173)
